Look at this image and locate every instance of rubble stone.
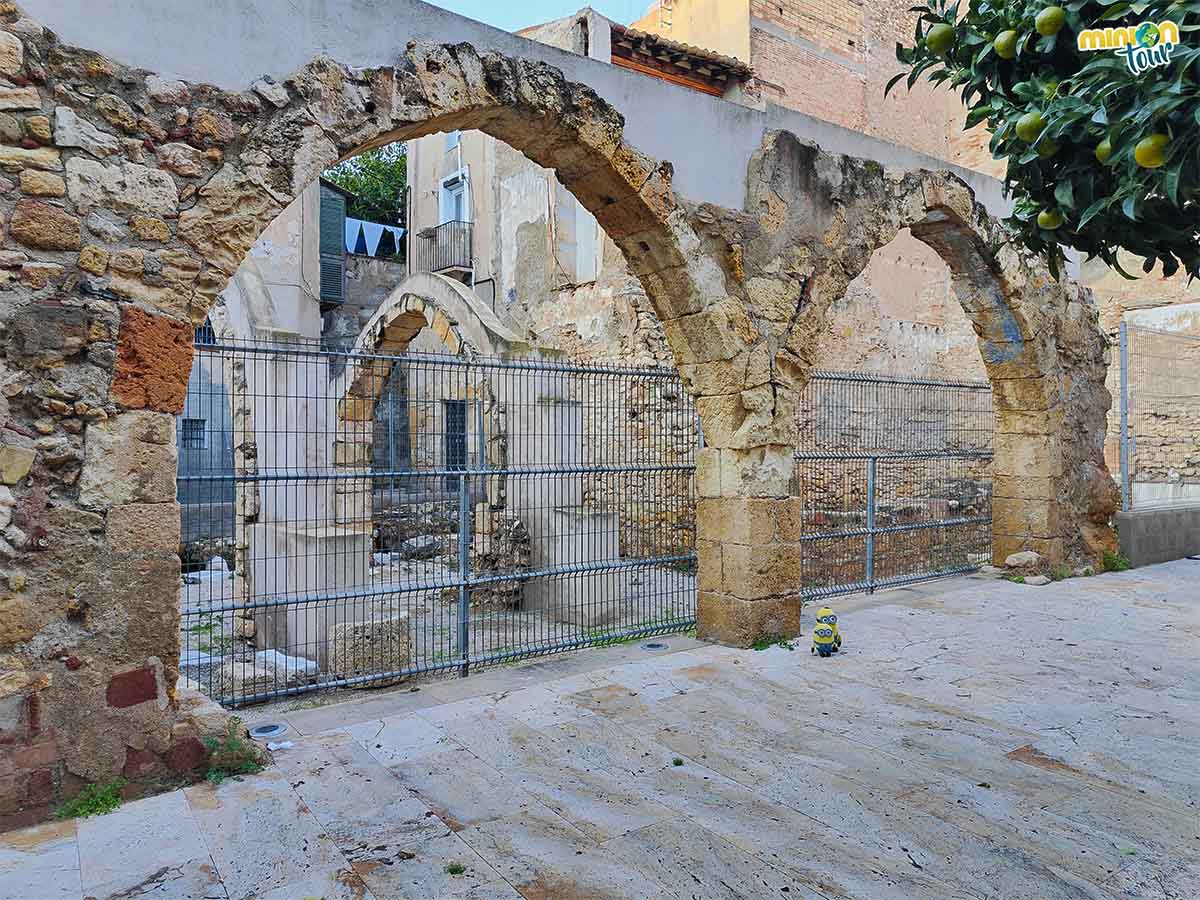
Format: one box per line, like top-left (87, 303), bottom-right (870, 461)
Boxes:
top-left (8, 199), bottom-right (81, 251)
top-left (328, 614), bottom-right (412, 687)
top-left (1005, 550), bottom-right (1044, 568)
top-left (53, 107), bottom-right (120, 158)
top-left (18, 170), bottom-right (65, 197)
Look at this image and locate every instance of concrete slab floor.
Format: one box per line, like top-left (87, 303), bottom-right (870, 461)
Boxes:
top-left (4, 560), bottom-right (1199, 899)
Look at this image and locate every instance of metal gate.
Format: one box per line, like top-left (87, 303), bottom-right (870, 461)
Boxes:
top-left (177, 338), bottom-right (697, 705)
top-left (792, 371), bottom-right (993, 599)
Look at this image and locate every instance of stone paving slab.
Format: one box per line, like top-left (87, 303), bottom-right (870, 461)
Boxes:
top-left (5, 561), bottom-right (1200, 899)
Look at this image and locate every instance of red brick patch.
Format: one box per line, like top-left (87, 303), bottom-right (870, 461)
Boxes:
top-left (110, 306), bottom-right (194, 414)
top-left (166, 736), bottom-right (206, 773)
top-left (12, 741), bottom-right (57, 770)
top-left (26, 769), bottom-right (53, 804)
top-left (106, 666), bottom-right (158, 709)
top-left (122, 747), bottom-right (158, 779)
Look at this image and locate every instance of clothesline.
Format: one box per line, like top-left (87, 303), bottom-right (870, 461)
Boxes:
top-left (344, 217), bottom-right (405, 257)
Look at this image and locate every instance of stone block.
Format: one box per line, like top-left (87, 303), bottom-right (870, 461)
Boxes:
top-left (214, 661), bottom-right (275, 701)
top-left (80, 410), bottom-right (177, 509)
top-left (53, 107), bottom-right (120, 158)
top-left (696, 497), bottom-right (779, 546)
top-left (77, 244), bottom-right (109, 275)
top-left (992, 375), bottom-right (1061, 412)
top-left (333, 440), bottom-right (371, 467)
top-left (166, 736), bottom-right (207, 773)
top-left (696, 590), bottom-right (801, 648)
top-left (994, 433), bottom-right (1062, 478)
top-left (0, 85), bottom-right (41, 110)
top-left (8, 199), bottom-right (81, 251)
top-left (18, 171), bottom-right (65, 197)
top-left (0, 445), bottom-right (35, 485)
top-left (662, 299), bottom-right (758, 365)
top-left (0, 31), bottom-right (23, 78)
top-left (106, 502), bottom-right (181, 554)
top-left (776, 498), bottom-right (804, 541)
top-left (333, 485), bottom-right (372, 525)
top-left (65, 157), bottom-right (179, 217)
top-left (697, 539), bottom-right (722, 592)
top-left (327, 614), bottom-right (412, 687)
top-left (992, 475), bottom-right (1057, 502)
top-left (721, 541), bottom-right (802, 600)
top-left (130, 215), bottom-right (170, 242)
top-left (1004, 550), bottom-right (1044, 568)
top-left (696, 447), bottom-right (721, 499)
top-left (0, 146), bottom-right (61, 171)
top-left (110, 307), bottom-right (194, 414)
top-left (105, 666), bottom-right (159, 709)
top-left (716, 446), bottom-right (794, 499)
top-left (993, 497), bottom-right (1060, 540)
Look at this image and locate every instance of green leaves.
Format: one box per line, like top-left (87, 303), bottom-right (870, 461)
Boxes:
top-left (890, 0), bottom-right (1200, 280)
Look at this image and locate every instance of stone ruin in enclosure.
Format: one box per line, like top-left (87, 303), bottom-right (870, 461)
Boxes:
top-left (193, 275), bottom-right (697, 697)
top-left (0, 0), bottom-right (1118, 823)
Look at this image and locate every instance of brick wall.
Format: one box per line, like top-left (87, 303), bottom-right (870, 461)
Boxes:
top-left (745, 1), bottom-right (961, 163)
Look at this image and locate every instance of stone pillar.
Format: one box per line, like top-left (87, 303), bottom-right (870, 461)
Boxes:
top-left (694, 444), bottom-right (803, 647)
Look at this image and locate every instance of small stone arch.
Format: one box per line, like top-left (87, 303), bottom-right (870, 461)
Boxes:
top-left (329, 273), bottom-right (523, 530)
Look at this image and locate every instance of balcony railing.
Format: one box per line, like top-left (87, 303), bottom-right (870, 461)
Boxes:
top-left (417, 220), bottom-right (473, 274)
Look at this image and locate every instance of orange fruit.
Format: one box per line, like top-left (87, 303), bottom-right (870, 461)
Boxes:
top-left (927, 23), bottom-right (955, 56)
top-left (993, 30), bottom-right (1019, 59)
top-left (1133, 134), bottom-right (1170, 169)
top-left (1015, 111), bottom-right (1047, 142)
top-left (1036, 6), bottom-right (1066, 36)
top-left (1037, 209), bottom-right (1064, 230)
top-left (1095, 138), bottom-right (1112, 164)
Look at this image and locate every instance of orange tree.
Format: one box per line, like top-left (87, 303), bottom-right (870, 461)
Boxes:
top-left (888, 1), bottom-right (1200, 279)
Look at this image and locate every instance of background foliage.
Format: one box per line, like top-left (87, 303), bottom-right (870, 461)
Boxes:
top-left (889, 1), bottom-right (1200, 279)
top-left (324, 143), bottom-right (408, 227)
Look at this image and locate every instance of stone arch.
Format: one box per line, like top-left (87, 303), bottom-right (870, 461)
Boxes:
top-left (329, 272), bottom-right (523, 530)
top-left (0, 6), bottom-right (1118, 816)
top-left (691, 131), bottom-right (1117, 585)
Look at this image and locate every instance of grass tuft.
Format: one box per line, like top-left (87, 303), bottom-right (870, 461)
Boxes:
top-left (1101, 551), bottom-right (1131, 572)
top-left (55, 779), bottom-right (126, 820)
top-left (203, 717), bottom-right (265, 785)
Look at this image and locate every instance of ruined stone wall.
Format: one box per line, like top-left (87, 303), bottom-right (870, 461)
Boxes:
top-left (0, 1), bottom-right (1116, 823)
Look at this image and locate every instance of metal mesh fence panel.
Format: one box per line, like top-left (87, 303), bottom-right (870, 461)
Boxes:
top-left (177, 338), bottom-right (697, 706)
top-left (792, 371), bottom-right (993, 599)
top-left (1119, 323), bottom-right (1200, 511)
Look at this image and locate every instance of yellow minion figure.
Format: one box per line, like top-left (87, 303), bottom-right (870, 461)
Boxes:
top-left (815, 606), bottom-right (842, 652)
top-left (811, 624), bottom-right (836, 657)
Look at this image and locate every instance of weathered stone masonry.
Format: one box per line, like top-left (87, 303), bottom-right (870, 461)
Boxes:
top-left (0, 3), bottom-right (1114, 820)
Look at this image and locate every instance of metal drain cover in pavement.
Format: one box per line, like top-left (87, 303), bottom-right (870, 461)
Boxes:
top-left (248, 723), bottom-right (289, 741)
top-left (641, 641), bottom-right (669, 651)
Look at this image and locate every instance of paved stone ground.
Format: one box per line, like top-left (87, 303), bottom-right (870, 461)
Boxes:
top-left (3, 561), bottom-right (1198, 899)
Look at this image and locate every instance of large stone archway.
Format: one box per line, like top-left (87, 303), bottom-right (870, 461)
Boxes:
top-left (690, 133), bottom-right (1118, 645)
top-left (0, 6), bottom-right (1114, 819)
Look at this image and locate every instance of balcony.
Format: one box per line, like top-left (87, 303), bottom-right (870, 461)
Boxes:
top-left (417, 220), bottom-right (473, 276)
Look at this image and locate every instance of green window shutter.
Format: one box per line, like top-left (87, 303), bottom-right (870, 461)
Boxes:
top-left (319, 184), bottom-right (346, 304)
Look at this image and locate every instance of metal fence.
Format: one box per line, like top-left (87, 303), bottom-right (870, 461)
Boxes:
top-left (1118, 322), bottom-right (1200, 511)
top-left (177, 339), bottom-right (697, 705)
top-left (791, 371), bottom-right (994, 599)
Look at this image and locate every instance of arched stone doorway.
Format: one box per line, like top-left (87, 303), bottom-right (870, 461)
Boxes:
top-left (0, 10), bottom-right (1115, 814)
top-left (244, 273), bottom-right (521, 664)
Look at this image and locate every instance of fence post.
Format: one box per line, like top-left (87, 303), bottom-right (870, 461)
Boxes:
top-left (457, 470), bottom-right (471, 678)
top-left (1119, 320), bottom-right (1131, 512)
top-left (865, 456), bottom-right (877, 593)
